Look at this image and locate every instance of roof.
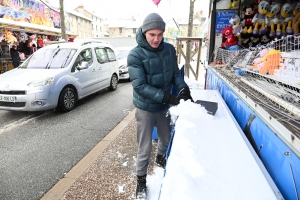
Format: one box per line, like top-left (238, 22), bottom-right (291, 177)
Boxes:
top-left (73, 4), bottom-right (106, 19)
top-left (67, 10), bottom-right (92, 21)
top-left (0, 18), bottom-right (75, 36)
top-left (125, 20), bottom-right (142, 29)
top-left (45, 39), bottom-right (112, 49)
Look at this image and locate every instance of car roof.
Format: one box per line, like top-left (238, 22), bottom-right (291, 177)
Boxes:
top-left (43, 39), bottom-right (113, 50)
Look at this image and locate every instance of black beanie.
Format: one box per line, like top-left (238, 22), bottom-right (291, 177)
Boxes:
top-left (141, 13), bottom-right (165, 33)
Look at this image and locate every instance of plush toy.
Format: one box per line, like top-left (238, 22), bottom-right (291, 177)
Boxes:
top-left (247, 48), bottom-right (272, 71)
top-left (239, 27), bottom-right (251, 48)
top-left (37, 35), bottom-right (44, 48)
top-left (252, 0), bottom-right (270, 35)
top-left (253, 0), bottom-right (272, 13)
top-left (293, 2), bottom-right (300, 16)
top-left (276, 3), bottom-right (294, 36)
top-left (229, 14), bottom-right (243, 37)
top-left (250, 48), bottom-right (280, 75)
top-left (263, 2), bottom-right (281, 37)
top-left (241, 5), bottom-right (256, 32)
top-left (249, 33), bottom-right (261, 47)
top-left (228, 0), bottom-right (239, 9)
top-left (3, 30), bottom-right (17, 44)
top-left (29, 34), bottom-right (37, 46)
top-left (19, 32), bottom-right (28, 43)
top-left (221, 26), bottom-right (239, 50)
top-left (260, 31), bottom-right (272, 45)
top-left (0, 33), bottom-right (4, 41)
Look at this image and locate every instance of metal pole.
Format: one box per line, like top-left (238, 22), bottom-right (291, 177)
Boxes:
top-left (208, 0), bottom-right (216, 64)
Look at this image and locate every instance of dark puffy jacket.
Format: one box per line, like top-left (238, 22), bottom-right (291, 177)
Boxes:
top-left (127, 27), bottom-right (188, 112)
top-left (10, 48), bottom-right (20, 62)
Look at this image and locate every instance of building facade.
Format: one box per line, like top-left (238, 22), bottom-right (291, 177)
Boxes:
top-left (67, 10), bottom-right (92, 39)
top-left (75, 5), bottom-right (106, 38)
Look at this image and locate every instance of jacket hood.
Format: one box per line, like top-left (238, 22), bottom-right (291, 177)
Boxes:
top-left (136, 27), bottom-right (164, 52)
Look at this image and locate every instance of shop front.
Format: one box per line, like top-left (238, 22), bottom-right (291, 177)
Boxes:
top-left (0, 0), bottom-right (75, 74)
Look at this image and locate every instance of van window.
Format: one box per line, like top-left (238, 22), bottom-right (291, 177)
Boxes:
top-left (106, 48), bottom-right (116, 62)
top-left (20, 48), bottom-right (76, 69)
top-left (73, 48), bottom-right (93, 69)
top-left (95, 48), bottom-right (108, 64)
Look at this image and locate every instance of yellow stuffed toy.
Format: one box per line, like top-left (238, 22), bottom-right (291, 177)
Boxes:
top-left (2, 30), bottom-right (17, 44)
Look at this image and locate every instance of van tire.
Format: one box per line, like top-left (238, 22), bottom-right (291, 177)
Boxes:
top-left (108, 74), bottom-right (118, 91)
top-left (58, 87), bottom-right (77, 112)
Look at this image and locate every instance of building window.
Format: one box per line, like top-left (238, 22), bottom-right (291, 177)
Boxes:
top-left (96, 25), bottom-right (98, 31)
top-left (100, 27), bottom-right (102, 31)
top-left (133, 28), bottom-right (136, 33)
top-left (119, 28), bottom-right (122, 34)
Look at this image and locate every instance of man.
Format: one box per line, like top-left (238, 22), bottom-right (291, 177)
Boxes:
top-left (127, 13), bottom-right (193, 199)
top-left (10, 45), bottom-right (20, 68)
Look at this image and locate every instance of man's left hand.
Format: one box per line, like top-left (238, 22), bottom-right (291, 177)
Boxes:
top-left (179, 87), bottom-right (194, 102)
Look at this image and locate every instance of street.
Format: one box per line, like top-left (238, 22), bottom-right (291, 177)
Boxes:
top-left (0, 81), bottom-right (134, 200)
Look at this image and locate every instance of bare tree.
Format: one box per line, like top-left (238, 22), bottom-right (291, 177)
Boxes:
top-left (59, 0), bottom-right (67, 41)
top-left (184, 0), bottom-right (196, 77)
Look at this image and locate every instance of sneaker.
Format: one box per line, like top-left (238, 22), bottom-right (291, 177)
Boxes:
top-left (156, 154), bottom-right (166, 168)
top-left (136, 174), bottom-right (147, 199)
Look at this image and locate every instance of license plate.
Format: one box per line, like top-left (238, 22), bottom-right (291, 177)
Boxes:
top-left (0, 95), bottom-right (17, 102)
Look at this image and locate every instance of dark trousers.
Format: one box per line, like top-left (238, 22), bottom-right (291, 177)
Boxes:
top-left (12, 61), bottom-right (20, 68)
top-left (135, 108), bottom-right (171, 176)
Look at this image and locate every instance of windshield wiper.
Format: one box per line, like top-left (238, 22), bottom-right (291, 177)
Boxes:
top-left (45, 48), bottom-right (61, 69)
top-left (61, 50), bottom-right (72, 68)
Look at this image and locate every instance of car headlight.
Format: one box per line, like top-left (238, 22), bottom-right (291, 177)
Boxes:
top-left (119, 64), bottom-right (127, 69)
top-left (28, 76), bottom-right (55, 87)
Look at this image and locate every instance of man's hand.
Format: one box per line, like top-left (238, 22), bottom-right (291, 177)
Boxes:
top-left (179, 87), bottom-right (194, 102)
top-left (162, 92), bottom-right (180, 105)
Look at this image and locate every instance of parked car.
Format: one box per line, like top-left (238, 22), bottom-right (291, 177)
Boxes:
top-left (0, 40), bottom-right (119, 112)
top-left (114, 46), bottom-right (133, 81)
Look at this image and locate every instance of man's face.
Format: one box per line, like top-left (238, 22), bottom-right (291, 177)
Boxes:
top-left (145, 29), bottom-right (164, 48)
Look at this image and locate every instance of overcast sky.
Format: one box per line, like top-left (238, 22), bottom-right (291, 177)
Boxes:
top-left (49, 0), bottom-right (209, 21)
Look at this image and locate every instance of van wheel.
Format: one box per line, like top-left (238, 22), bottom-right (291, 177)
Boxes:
top-left (108, 74), bottom-right (118, 91)
top-left (58, 87), bottom-right (77, 112)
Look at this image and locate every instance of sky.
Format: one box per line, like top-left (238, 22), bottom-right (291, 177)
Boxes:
top-left (49, 0), bottom-right (209, 21)
top-left (140, 87), bottom-right (279, 200)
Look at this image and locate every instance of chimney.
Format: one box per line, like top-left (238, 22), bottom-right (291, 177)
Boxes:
top-left (77, 4), bottom-right (84, 14)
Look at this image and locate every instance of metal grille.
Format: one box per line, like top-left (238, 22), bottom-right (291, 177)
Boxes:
top-left (210, 36), bottom-right (300, 136)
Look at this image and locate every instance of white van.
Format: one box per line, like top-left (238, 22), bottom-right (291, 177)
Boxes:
top-left (0, 40), bottom-right (119, 112)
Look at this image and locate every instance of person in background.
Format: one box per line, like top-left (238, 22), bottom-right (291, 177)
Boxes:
top-left (10, 45), bottom-right (20, 68)
top-left (127, 13), bottom-right (193, 199)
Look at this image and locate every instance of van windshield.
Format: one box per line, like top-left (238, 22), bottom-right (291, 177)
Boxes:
top-left (20, 48), bottom-right (77, 69)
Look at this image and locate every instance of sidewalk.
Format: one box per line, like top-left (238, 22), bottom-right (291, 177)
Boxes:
top-left (41, 108), bottom-right (158, 199)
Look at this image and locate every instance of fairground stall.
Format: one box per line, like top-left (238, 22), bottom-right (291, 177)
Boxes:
top-left (0, 0), bottom-right (75, 74)
top-left (206, 0), bottom-right (300, 199)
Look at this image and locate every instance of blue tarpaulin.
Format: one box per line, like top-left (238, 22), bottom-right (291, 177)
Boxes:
top-left (206, 68), bottom-right (300, 200)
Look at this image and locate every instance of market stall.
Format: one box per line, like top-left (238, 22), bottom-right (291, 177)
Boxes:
top-left (0, 0), bottom-right (76, 73)
top-left (205, 0), bottom-right (300, 199)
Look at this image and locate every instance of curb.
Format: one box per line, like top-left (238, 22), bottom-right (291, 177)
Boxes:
top-left (41, 108), bottom-right (136, 200)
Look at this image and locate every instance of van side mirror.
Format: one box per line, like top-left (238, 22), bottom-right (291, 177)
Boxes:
top-left (78, 61), bottom-right (89, 70)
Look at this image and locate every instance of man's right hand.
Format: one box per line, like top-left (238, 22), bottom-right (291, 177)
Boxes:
top-left (162, 92), bottom-right (180, 105)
